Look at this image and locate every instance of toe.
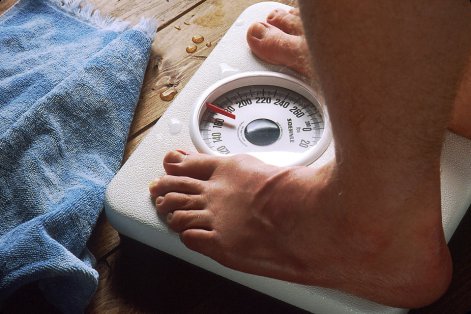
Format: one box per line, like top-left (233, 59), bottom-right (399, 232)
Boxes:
top-left (163, 150), bottom-right (220, 180)
top-left (155, 192), bottom-right (205, 215)
top-left (246, 22), bottom-right (310, 76)
top-left (167, 210), bottom-right (213, 233)
top-left (149, 175), bottom-right (204, 197)
top-left (180, 229), bottom-right (218, 255)
top-left (266, 8), bottom-right (304, 35)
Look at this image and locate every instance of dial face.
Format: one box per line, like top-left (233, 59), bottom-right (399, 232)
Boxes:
top-left (190, 72), bottom-right (331, 167)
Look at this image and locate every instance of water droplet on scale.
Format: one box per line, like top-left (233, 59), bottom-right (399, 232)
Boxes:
top-left (219, 63), bottom-right (240, 77)
top-left (168, 118), bottom-right (183, 135)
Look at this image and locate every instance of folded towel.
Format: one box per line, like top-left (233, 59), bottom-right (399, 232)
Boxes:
top-left (0, 0), bottom-right (156, 312)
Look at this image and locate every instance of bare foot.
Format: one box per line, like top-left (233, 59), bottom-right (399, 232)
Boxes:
top-left (149, 151), bottom-right (451, 308)
top-left (246, 8), bottom-right (312, 78)
top-left (247, 8), bottom-right (471, 139)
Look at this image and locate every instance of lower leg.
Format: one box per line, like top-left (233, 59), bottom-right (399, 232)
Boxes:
top-left (295, 0), bottom-right (471, 303)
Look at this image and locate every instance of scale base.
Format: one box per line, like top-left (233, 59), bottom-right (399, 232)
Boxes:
top-left (105, 2), bottom-right (471, 313)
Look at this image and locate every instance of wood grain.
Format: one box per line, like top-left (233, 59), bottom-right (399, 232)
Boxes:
top-left (124, 125), bottom-right (152, 163)
top-left (89, 0), bottom-right (205, 29)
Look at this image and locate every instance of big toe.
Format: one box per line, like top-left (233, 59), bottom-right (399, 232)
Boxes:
top-left (162, 151), bottom-right (220, 180)
top-left (246, 22), bottom-right (310, 76)
top-left (266, 8), bottom-right (304, 35)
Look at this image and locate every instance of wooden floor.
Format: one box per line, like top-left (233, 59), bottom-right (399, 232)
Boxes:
top-left (2, 0), bottom-right (471, 313)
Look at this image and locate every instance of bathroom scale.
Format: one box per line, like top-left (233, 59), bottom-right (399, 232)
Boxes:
top-left (105, 2), bottom-right (471, 313)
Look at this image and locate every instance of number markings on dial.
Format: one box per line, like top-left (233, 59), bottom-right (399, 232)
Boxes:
top-left (199, 86), bottom-right (324, 155)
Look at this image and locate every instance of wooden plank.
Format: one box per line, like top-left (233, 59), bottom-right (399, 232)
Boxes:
top-left (128, 0), bottom-right (296, 138)
top-left (89, 0), bottom-right (206, 28)
top-left (0, 0), bottom-right (17, 14)
top-left (1, 0), bottom-right (203, 26)
top-left (87, 213), bottom-right (121, 261)
top-left (124, 125), bottom-right (152, 162)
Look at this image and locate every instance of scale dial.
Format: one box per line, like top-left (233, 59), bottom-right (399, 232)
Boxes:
top-left (190, 72), bottom-right (331, 167)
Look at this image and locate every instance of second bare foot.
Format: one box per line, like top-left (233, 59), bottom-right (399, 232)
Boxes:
top-left (246, 8), bottom-right (312, 78)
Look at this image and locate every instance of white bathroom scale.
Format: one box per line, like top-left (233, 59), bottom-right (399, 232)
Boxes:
top-left (105, 2), bottom-right (471, 313)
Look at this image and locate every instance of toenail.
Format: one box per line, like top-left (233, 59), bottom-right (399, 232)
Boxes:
top-left (167, 213), bottom-right (173, 222)
top-left (167, 150), bottom-right (187, 163)
top-left (156, 196), bottom-right (164, 206)
top-left (148, 179), bottom-right (159, 191)
top-left (176, 149), bottom-right (189, 155)
top-left (251, 22), bottom-right (269, 40)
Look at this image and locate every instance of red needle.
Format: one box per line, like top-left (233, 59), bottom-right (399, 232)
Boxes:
top-left (206, 102), bottom-right (236, 120)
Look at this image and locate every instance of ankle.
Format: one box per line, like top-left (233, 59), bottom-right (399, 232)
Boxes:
top-left (322, 161), bottom-right (451, 307)
top-left (330, 211), bottom-right (451, 308)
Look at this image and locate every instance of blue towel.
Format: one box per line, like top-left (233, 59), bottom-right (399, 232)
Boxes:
top-left (0, 0), bottom-right (156, 312)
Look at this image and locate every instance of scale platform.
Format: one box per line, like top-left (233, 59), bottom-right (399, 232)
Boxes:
top-left (105, 2), bottom-right (471, 313)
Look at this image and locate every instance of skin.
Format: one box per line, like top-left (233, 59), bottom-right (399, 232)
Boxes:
top-left (149, 1), bottom-right (471, 308)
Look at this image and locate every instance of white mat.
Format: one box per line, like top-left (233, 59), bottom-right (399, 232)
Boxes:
top-left (105, 2), bottom-right (471, 313)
